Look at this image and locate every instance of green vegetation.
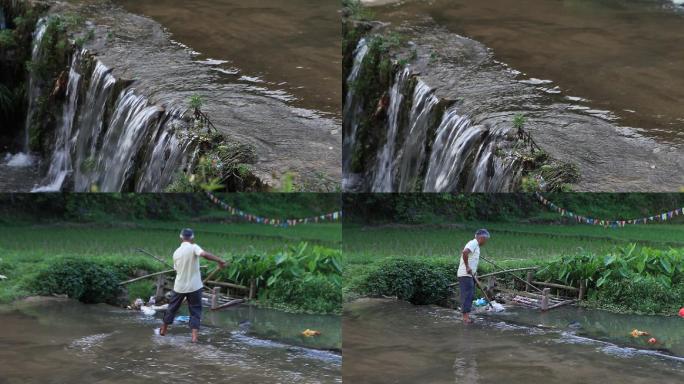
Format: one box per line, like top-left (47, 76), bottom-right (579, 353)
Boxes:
top-left (0, 194), bottom-right (341, 314)
top-left (344, 194), bottom-right (684, 315)
top-left (342, 0), bottom-right (375, 21)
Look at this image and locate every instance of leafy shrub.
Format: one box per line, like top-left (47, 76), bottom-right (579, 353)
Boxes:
top-left (537, 245), bottom-right (684, 289)
top-left (261, 275), bottom-right (342, 314)
top-left (32, 258), bottom-right (121, 304)
top-left (362, 259), bottom-right (452, 305)
top-left (593, 277), bottom-right (684, 315)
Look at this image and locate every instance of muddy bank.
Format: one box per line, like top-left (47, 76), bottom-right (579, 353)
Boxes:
top-left (0, 298), bottom-right (341, 383)
top-left (343, 298), bottom-right (684, 383)
top-left (342, 13), bottom-right (683, 192)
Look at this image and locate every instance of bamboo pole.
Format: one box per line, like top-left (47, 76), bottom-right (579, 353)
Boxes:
top-left (211, 287), bottom-right (220, 309)
top-left (547, 299), bottom-right (577, 310)
top-left (211, 299), bottom-right (246, 311)
top-left (249, 279), bottom-right (256, 299)
top-left (578, 280), bottom-right (586, 301)
top-left (205, 280), bottom-right (249, 291)
top-left (526, 271), bottom-right (534, 292)
top-left (532, 281), bottom-right (579, 292)
top-left (203, 267), bottom-right (221, 285)
top-left (478, 267), bottom-right (539, 279)
top-left (541, 288), bottom-right (550, 311)
top-left (119, 269), bottom-right (175, 285)
top-left (136, 248), bottom-right (174, 269)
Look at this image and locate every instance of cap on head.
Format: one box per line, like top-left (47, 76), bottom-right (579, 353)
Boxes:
top-left (180, 228), bottom-right (194, 240)
top-left (475, 229), bottom-right (490, 239)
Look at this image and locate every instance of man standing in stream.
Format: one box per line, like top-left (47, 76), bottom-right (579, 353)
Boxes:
top-left (160, 228), bottom-right (227, 342)
top-left (457, 229), bottom-right (490, 324)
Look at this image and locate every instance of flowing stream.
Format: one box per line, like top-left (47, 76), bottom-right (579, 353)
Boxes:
top-left (115, 0), bottom-right (341, 117)
top-left (0, 298), bottom-right (341, 383)
top-left (345, 0), bottom-right (684, 192)
top-left (343, 299), bottom-right (684, 384)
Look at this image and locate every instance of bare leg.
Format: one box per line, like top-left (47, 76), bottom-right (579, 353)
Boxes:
top-left (463, 313), bottom-right (473, 324)
top-left (191, 329), bottom-right (199, 343)
top-left (160, 322), bottom-right (169, 336)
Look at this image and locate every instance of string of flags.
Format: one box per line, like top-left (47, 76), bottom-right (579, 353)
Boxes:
top-left (535, 193), bottom-right (683, 228)
top-left (206, 192), bottom-right (342, 227)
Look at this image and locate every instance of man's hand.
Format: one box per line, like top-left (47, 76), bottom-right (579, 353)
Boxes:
top-left (466, 267), bottom-right (473, 276)
top-left (217, 259), bottom-right (227, 269)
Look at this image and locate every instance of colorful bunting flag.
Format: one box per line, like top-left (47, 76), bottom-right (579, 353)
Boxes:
top-left (535, 193), bottom-right (682, 228)
top-left (205, 192), bottom-right (342, 227)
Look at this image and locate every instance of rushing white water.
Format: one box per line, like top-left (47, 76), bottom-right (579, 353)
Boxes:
top-left (16, 18), bottom-right (47, 166)
top-left (24, 48), bottom-right (195, 192)
top-left (395, 80), bottom-right (440, 192)
top-left (371, 67), bottom-right (410, 192)
top-left (95, 90), bottom-right (162, 191)
top-left (342, 38), bottom-right (369, 175)
top-left (72, 61), bottom-right (117, 191)
top-left (32, 53), bottom-right (82, 192)
top-left (423, 108), bottom-right (488, 192)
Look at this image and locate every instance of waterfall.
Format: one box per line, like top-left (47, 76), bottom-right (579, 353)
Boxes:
top-left (395, 80), bottom-right (440, 192)
top-left (32, 52), bottom-right (82, 192)
top-left (23, 18), bottom-right (47, 155)
top-left (72, 61), bottom-right (117, 191)
top-left (135, 116), bottom-right (192, 192)
top-left (94, 89), bottom-right (163, 192)
top-left (27, 50), bottom-right (195, 192)
top-left (0, 7), bottom-right (6, 30)
top-left (370, 67), bottom-right (411, 192)
top-left (423, 108), bottom-right (489, 192)
top-left (342, 38), bottom-right (369, 175)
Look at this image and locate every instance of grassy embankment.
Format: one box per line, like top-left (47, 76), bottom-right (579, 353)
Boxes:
top-left (0, 220), bottom-right (342, 314)
top-left (344, 222), bottom-right (684, 315)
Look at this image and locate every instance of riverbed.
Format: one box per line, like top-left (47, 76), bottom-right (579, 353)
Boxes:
top-left (115, 0), bottom-right (341, 117)
top-left (0, 298), bottom-right (341, 383)
top-left (343, 298), bottom-right (684, 383)
top-left (370, 0), bottom-right (684, 143)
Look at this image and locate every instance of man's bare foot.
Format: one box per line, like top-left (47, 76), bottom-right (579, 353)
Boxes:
top-left (191, 329), bottom-right (199, 343)
top-left (160, 323), bottom-right (168, 336)
top-left (462, 314), bottom-right (474, 324)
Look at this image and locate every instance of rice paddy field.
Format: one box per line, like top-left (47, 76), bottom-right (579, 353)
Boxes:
top-left (0, 220), bottom-right (341, 303)
top-left (343, 221), bottom-right (684, 266)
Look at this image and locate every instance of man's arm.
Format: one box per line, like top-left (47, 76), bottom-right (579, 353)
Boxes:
top-left (200, 251), bottom-right (227, 269)
top-left (462, 248), bottom-right (472, 276)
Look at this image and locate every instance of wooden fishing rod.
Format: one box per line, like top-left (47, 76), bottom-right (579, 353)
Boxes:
top-left (136, 248), bottom-right (174, 269)
top-left (480, 254), bottom-right (543, 293)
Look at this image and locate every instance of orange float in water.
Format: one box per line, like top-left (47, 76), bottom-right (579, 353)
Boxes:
top-left (679, 307), bottom-right (684, 318)
top-left (648, 338), bottom-right (657, 344)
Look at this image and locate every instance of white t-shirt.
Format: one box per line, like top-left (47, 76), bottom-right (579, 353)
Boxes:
top-left (457, 239), bottom-right (480, 277)
top-left (173, 242), bottom-right (204, 293)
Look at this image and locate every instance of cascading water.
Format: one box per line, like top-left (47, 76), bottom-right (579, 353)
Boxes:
top-left (395, 80), bottom-right (440, 192)
top-left (32, 52), bottom-right (82, 192)
top-left (370, 67), bottom-right (410, 192)
top-left (342, 38), bottom-right (369, 175)
top-left (23, 18), bottom-right (47, 155)
top-left (72, 60), bottom-right (117, 191)
top-left (95, 89), bottom-right (163, 192)
top-left (423, 109), bottom-right (487, 192)
top-left (24, 43), bottom-right (196, 192)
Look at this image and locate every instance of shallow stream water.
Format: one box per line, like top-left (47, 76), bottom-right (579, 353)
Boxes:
top-left (343, 298), bottom-right (684, 383)
top-left (0, 298), bottom-right (341, 383)
top-left (374, 0), bottom-right (684, 143)
top-left (116, 0), bottom-right (341, 117)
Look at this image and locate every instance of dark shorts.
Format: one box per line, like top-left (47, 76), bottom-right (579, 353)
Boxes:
top-left (459, 276), bottom-right (475, 314)
top-left (163, 288), bottom-right (203, 330)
